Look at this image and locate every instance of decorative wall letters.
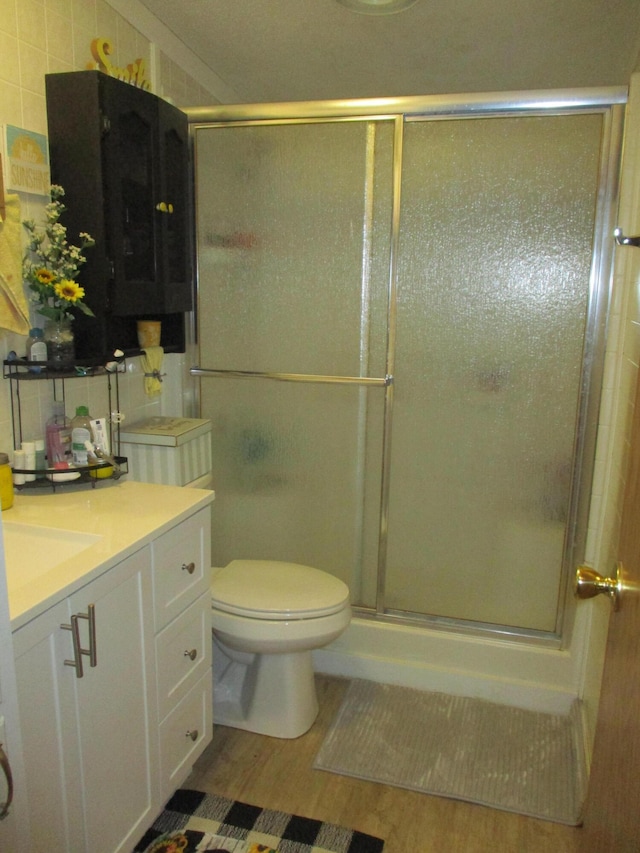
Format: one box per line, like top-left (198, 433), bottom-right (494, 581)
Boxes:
top-left (87, 38), bottom-right (152, 91)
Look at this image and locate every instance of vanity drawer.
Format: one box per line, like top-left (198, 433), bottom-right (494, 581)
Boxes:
top-left (156, 591), bottom-right (212, 721)
top-left (159, 669), bottom-right (212, 799)
top-left (152, 508), bottom-right (211, 630)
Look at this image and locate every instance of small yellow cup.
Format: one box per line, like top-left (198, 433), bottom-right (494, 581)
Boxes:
top-left (137, 320), bottom-right (161, 348)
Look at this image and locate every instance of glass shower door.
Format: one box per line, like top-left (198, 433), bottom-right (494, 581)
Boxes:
top-left (385, 113), bottom-right (604, 632)
top-left (194, 106), bottom-right (609, 636)
top-left (194, 119), bottom-right (394, 603)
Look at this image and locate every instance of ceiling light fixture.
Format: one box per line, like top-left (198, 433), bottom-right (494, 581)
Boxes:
top-left (337, 0), bottom-right (419, 15)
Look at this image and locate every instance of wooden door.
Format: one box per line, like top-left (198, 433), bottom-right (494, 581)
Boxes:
top-left (580, 363), bottom-right (640, 850)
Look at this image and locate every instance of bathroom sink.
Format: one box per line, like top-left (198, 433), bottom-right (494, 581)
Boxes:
top-left (2, 521), bottom-right (101, 591)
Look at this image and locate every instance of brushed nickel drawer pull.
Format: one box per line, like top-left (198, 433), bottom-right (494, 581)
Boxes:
top-left (78, 605), bottom-right (97, 667)
top-left (61, 605), bottom-right (97, 678)
top-left (61, 614), bottom-right (84, 678)
top-left (182, 562), bottom-right (196, 575)
top-left (184, 649), bottom-right (197, 661)
top-left (186, 729), bottom-right (198, 742)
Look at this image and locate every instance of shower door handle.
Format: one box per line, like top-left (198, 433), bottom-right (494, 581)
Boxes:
top-left (190, 366), bottom-right (392, 387)
top-left (574, 563), bottom-right (623, 610)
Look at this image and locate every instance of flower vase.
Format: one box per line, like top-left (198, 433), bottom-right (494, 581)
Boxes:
top-left (44, 318), bottom-right (75, 368)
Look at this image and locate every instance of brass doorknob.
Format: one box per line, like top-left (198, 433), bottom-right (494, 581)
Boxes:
top-left (574, 562), bottom-right (622, 610)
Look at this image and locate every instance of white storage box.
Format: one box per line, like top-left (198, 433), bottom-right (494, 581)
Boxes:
top-left (119, 417), bottom-right (212, 487)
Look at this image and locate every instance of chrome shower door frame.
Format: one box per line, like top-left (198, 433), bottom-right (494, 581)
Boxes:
top-left (188, 86), bottom-right (625, 645)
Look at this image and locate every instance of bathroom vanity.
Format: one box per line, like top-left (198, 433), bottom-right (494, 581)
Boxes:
top-left (4, 480), bottom-right (214, 853)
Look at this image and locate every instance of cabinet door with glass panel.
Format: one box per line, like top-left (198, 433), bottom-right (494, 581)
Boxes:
top-left (45, 70), bottom-right (193, 357)
top-left (101, 74), bottom-right (192, 316)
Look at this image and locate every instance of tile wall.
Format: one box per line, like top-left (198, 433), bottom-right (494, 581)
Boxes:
top-left (0, 0), bottom-right (220, 465)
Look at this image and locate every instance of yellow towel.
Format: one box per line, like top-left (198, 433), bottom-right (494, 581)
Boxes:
top-left (141, 346), bottom-right (164, 396)
top-left (0, 193), bottom-right (30, 335)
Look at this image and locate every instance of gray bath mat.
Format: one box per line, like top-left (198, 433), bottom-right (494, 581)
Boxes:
top-left (314, 679), bottom-right (587, 825)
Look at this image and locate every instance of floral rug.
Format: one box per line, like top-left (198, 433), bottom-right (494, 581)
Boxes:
top-left (134, 789), bottom-right (384, 853)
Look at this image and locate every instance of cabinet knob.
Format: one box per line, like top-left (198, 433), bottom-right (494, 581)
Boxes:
top-left (181, 562), bottom-right (196, 575)
top-left (186, 729), bottom-right (199, 742)
top-left (184, 648), bottom-right (197, 661)
top-left (155, 201), bottom-right (174, 213)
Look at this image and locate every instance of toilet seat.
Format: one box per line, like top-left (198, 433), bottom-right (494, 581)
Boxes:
top-left (211, 559), bottom-right (350, 620)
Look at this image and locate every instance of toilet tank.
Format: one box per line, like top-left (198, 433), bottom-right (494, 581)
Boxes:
top-left (119, 416), bottom-right (212, 487)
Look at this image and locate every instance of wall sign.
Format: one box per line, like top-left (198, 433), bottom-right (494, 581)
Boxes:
top-left (87, 37), bottom-right (152, 91)
top-left (1, 126), bottom-right (50, 196)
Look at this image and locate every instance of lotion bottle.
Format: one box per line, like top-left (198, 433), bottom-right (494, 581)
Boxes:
top-left (26, 327), bottom-right (47, 372)
top-left (46, 401), bottom-right (72, 465)
top-left (71, 406), bottom-right (93, 466)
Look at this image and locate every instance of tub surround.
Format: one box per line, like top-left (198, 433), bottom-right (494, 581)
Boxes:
top-left (4, 480), bottom-right (214, 629)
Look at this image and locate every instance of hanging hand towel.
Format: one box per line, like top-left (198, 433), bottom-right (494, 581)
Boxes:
top-left (141, 346), bottom-right (165, 396)
top-left (0, 193), bottom-right (30, 335)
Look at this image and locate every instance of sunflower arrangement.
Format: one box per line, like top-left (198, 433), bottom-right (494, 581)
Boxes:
top-left (22, 184), bottom-right (95, 322)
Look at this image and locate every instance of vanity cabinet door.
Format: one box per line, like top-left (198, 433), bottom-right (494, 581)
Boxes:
top-left (13, 598), bottom-right (84, 852)
top-left (69, 547), bottom-right (159, 853)
top-left (13, 548), bottom-right (159, 853)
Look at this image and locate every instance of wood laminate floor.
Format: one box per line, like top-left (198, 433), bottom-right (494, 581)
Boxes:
top-left (186, 676), bottom-right (583, 853)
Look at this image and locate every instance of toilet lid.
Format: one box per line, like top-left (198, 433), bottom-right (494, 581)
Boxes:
top-left (211, 560), bottom-right (350, 619)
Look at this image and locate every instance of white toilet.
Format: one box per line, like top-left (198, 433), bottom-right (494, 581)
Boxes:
top-left (211, 559), bottom-right (351, 738)
top-left (122, 418), bottom-right (351, 739)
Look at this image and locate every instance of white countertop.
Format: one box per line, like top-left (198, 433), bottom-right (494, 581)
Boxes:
top-left (2, 480), bottom-right (215, 630)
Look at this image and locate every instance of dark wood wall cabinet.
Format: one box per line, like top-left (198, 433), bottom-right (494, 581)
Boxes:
top-left (45, 71), bottom-right (193, 362)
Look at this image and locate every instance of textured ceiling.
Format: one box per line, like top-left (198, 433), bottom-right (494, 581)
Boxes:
top-left (138, 0), bottom-right (640, 103)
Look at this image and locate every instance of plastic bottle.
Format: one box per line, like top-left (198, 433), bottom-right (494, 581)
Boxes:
top-left (26, 327), bottom-right (47, 373)
top-left (71, 406), bottom-right (93, 466)
top-left (34, 438), bottom-right (46, 471)
top-left (21, 440), bottom-right (36, 482)
top-left (0, 453), bottom-right (14, 510)
top-left (46, 401), bottom-right (73, 466)
top-left (12, 450), bottom-right (25, 486)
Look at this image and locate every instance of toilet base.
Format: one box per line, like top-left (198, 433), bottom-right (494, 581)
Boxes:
top-left (213, 639), bottom-right (319, 738)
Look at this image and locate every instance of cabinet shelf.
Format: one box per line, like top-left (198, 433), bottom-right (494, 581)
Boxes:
top-left (3, 358), bottom-right (116, 380)
top-left (12, 457), bottom-right (129, 491)
top-left (4, 357), bottom-right (126, 491)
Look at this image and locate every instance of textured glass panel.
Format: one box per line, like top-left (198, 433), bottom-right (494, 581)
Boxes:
top-left (385, 115), bottom-right (603, 631)
top-left (195, 111), bottom-right (604, 632)
top-left (195, 120), bottom-right (393, 606)
top-left (196, 121), bottom-right (392, 378)
top-left (205, 379), bottom-right (385, 601)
